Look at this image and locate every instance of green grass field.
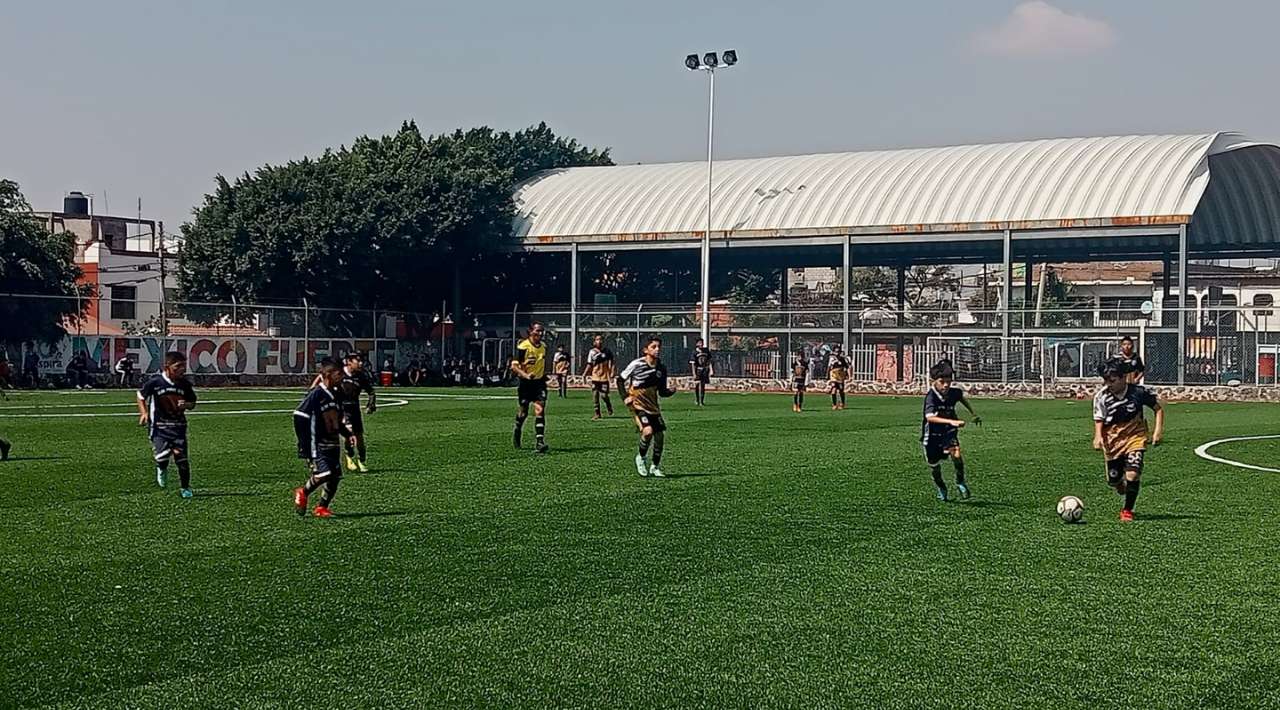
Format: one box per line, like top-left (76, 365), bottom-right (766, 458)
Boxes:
top-left (3, 386), bottom-right (1279, 708)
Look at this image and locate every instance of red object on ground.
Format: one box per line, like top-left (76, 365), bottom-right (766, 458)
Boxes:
top-left (380, 371), bottom-right (394, 387)
top-left (314, 506), bottom-right (333, 518)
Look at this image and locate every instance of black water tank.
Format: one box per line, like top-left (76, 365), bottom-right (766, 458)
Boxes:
top-left (64, 191), bottom-right (90, 216)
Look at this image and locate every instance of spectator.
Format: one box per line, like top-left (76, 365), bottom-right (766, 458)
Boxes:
top-left (22, 345), bottom-right (40, 389)
top-left (67, 351), bottom-right (92, 390)
top-left (114, 355), bottom-right (136, 388)
top-left (0, 354), bottom-right (11, 390)
top-left (408, 357), bottom-right (423, 386)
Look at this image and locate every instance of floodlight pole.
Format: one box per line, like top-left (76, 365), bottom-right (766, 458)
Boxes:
top-left (699, 67), bottom-right (716, 344)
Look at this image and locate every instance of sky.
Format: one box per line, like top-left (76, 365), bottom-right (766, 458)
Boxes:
top-left (3, 0), bottom-right (1279, 229)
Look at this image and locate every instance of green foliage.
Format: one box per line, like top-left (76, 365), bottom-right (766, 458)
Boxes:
top-left (0, 179), bottom-right (88, 344)
top-left (178, 122), bottom-right (611, 312)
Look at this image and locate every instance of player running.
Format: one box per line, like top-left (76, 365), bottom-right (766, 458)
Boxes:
top-left (511, 322), bottom-right (551, 454)
top-left (618, 337), bottom-right (677, 478)
top-left (136, 351), bottom-right (198, 499)
top-left (1118, 336), bottom-right (1145, 384)
top-left (293, 361), bottom-right (352, 518)
top-left (921, 359), bottom-right (981, 501)
top-left (791, 350), bottom-right (809, 413)
top-left (583, 335), bottom-right (616, 420)
top-left (1093, 357), bottom-right (1164, 522)
top-left (828, 345), bottom-right (850, 410)
top-left (334, 352), bottom-right (377, 472)
top-left (688, 338), bottom-right (713, 406)
top-left (553, 344), bottom-right (571, 398)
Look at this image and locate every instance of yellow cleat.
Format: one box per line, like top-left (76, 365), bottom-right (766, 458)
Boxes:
top-left (344, 453), bottom-right (358, 471)
top-left (356, 460), bottom-right (369, 473)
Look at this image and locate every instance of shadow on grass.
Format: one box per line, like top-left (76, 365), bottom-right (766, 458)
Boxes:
top-left (956, 500), bottom-right (1013, 509)
top-left (4, 456), bottom-right (71, 462)
top-left (1137, 513), bottom-right (1201, 522)
top-left (197, 491), bottom-right (266, 498)
top-left (332, 510), bottom-right (416, 519)
top-left (660, 472), bottom-right (720, 478)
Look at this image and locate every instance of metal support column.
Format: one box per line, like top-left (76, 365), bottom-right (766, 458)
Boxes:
top-left (570, 243), bottom-right (579, 367)
top-left (1001, 229), bottom-right (1013, 383)
top-left (896, 265), bottom-right (906, 382)
top-left (1178, 224), bottom-right (1188, 386)
top-left (842, 235), bottom-right (851, 355)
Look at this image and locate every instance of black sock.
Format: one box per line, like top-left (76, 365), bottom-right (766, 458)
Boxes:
top-left (356, 439), bottom-right (367, 463)
top-left (1123, 479), bottom-right (1141, 511)
top-left (603, 395), bottom-right (613, 414)
top-left (639, 434), bottom-right (651, 457)
top-left (840, 391), bottom-right (846, 406)
top-left (652, 432), bottom-right (665, 467)
top-left (514, 413), bottom-right (527, 432)
top-left (535, 415), bottom-right (546, 442)
top-left (797, 391), bottom-right (804, 408)
top-left (319, 476), bottom-right (341, 507)
top-left (930, 464), bottom-right (946, 491)
top-left (304, 472), bottom-right (325, 495)
top-left (832, 390), bottom-right (838, 406)
top-left (953, 458), bottom-right (966, 486)
top-left (156, 458), bottom-right (170, 475)
top-left (176, 459), bottom-right (191, 489)
top-left (593, 391), bottom-right (601, 416)
top-left (345, 441), bottom-right (355, 457)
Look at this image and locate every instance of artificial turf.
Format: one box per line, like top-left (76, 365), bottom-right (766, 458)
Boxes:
top-left (2, 386), bottom-right (1279, 708)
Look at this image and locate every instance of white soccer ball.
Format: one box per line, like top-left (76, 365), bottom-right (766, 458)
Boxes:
top-left (1056, 495), bottom-right (1084, 524)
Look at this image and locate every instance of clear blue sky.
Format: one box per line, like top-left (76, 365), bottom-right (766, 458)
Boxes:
top-left (3, 0), bottom-right (1277, 229)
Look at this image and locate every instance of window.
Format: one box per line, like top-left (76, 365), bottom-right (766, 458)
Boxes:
top-left (1253, 294), bottom-right (1274, 316)
top-left (1098, 296), bottom-right (1148, 322)
top-left (109, 285), bottom-right (137, 320)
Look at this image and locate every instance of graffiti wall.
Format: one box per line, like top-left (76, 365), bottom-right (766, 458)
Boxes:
top-left (29, 336), bottom-right (399, 376)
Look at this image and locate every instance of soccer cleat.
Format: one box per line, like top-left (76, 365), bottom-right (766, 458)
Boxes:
top-left (957, 483), bottom-right (971, 500)
top-left (535, 441), bottom-right (550, 455)
top-left (356, 460), bottom-right (369, 473)
top-left (180, 488), bottom-right (194, 499)
top-left (0, 440), bottom-right (10, 461)
top-left (650, 466), bottom-right (665, 478)
top-left (314, 506), bottom-right (333, 518)
top-left (592, 413), bottom-right (602, 421)
top-left (635, 454), bottom-right (649, 477)
top-left (936, 487), bottom-right (949, 502)
top-left (1119, 509), bottom-right (1135, 522)
top-left (294, 487), bottom-right (308, 516)
top-left (156, 468), bottom-right (167, 488)
top-left (343, 452), bottom-right (358, 471)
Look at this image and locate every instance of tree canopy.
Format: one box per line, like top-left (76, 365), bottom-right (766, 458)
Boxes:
top-left (0, 180), bottom-right (87, 344)
top-left (178, 121), bottom-right (611, 312)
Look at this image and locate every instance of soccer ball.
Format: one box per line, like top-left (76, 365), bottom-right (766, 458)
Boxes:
top-left (1056, 495), bottom-right (1084, 524)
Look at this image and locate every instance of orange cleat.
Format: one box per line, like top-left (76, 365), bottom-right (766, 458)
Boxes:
top-left (1119, 509), bottom-right (1135, 522)
top-left (314, 506), bottom-right (333, 518)
top-left (294, 487), bottom-right (308, 516)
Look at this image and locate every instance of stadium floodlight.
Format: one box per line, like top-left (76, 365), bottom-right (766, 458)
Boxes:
top-left (684, 49), bottom-right (739, 342)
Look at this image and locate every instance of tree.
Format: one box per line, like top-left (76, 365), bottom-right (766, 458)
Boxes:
top-left (0, 180), bottom-right (88, 344)
top-left (178, 121), bottom-right (611, 315)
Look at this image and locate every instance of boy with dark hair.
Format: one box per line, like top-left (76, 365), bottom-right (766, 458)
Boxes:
top-left (688, 338), bottom-right (713, 406)
top-left (791, 350), bottom-right (809, 413)
top-left (1118, 336), bottom-right (1145, 384)
top-left (619, 337), bottom-right (677, 477)
top-left (583, 335), bottom-right (616, 419)
top-left (293, 361), bottom-right (352, 518)
top-left (511, 322), bottom-right (551, 454)
top-left (336, 352), bottom-right (377, 472)
top-left (1093, 357), bottom-right (1164, 521)
top-left (921, 359), bottom-right (980, 501)
top-left (828, 345), bottom-right (850, 410)
top-left (137, 351), bottom-right (198, 498)
top-left (553, 344), bottom-right (571, 398)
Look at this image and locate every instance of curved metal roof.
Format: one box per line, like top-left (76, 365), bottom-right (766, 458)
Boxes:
top-left (512, 133), bottom-right (1277, 243)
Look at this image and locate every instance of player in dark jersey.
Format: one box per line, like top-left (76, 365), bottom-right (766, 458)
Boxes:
top-left (583, 335), bottom-right (616, 419)
top-left (1117, 336), bottom-right (1145, 384)
top-left (333, 352), bottom-right (377, 472)
top-left (136, 351), bottom-right (198, 498)
top-left (293, 361), bottom-right (352, 518)
top-left (553, 345), bottom-right (571, 398)
top-left (688, 338), bottom-right (713, 406)
top-left (921, 359), bottom-right (981, 501)
top-left (618, 337), bottom-right (677, 477)
top-left (511, 322), bottom-right (551, 453)
top-left (791, 350), bottom-right (809, 413)
top-left (827, 345), bottom-right (851, 410)
top-left (1093, 357), bottom-right (1164, 521)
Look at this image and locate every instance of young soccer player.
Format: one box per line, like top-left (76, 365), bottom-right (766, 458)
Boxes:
top-left (293, 361), bottom-right (352, 518)
top-left (828, 345), bottom-right (850, 410)
top-left (0, 436), bottom-right (10, 461)
top-left (511, 322), bottom-right (551, 454)
top-left (688, 338), bottom-right (713, 406)
top-left (618, 337), bottom-right (677, 477)
top-left (791, 350), bottom-right (809, 412)
top-left (1118, 336), bottom-right (1145, 384)
top-left (553, 344), bottom-right (571, 398)
top-left (1093, 358), bottom-right (1164, 521)
top-left (583, 335), bottom-right (616, 419)
top-left (136, 351), bottom-right (198, 498)
top-left (335, 352), bottom-right (377, 472)
top-left (921, 359), bottom-right (980, 501)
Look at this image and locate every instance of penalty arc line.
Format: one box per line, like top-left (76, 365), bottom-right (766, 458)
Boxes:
top-left (1193, 434), bottom-right (1280, 474)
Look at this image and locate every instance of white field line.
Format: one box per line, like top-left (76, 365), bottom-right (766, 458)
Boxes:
top-left (1193, 434), bottom-right (1280, 474)
top-left (0, 398), bottom-right (300, 411)
top-left (3, 398), bottom-right (409, 418)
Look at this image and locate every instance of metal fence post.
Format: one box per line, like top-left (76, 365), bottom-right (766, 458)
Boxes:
top-left (302, 298), bottom-right (310, 373)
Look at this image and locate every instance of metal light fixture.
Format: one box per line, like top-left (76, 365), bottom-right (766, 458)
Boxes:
top-left (722, 50), bottom-right (737, 66)
top-left (685, 54), bottom-right (701, 70)
top-left (702, 52), bottom-right (719, 68)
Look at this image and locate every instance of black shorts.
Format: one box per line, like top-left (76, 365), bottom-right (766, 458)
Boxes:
top-left (342, 406), bottom-right (364, 435)
top-left (793, 380), bottom-right (807, 392)
top-left (518, 378), bottom-right (549, 406)
top-left (150, 427), bottom-right (189, 463)
top-left (591, 380), bottom-right (611, 394)
top-left (694, 369), bottom-right (711, 385)
top-left (923, 435), bottom-right (960, 465)
top-left (830, 380), bottom-right (845, 391)
top-left (636, 411), bottom-right (666, 433)
top-left (312, 448), bottom-right (342, 478)
top-left (1106, 450), bottom-right (1145, 485)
